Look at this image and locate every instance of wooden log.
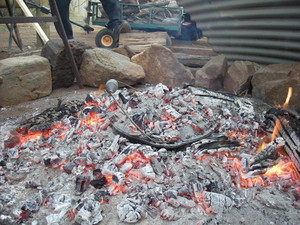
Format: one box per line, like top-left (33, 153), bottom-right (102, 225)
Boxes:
top-left (265, 111), bottom-right (300, 173)
top-left (174, 52), bottom-right (213, 67)
top-left (119, 32), bottom-right (171, 53)
top-left (169, 44), bottom-right (217, 56)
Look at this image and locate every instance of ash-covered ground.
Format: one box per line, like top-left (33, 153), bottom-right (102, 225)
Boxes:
top-left (0, 84), bottom-right (300, 225)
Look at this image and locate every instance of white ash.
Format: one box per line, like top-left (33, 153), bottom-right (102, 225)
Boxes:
top-left (0, 84), bottom-right (299, 225)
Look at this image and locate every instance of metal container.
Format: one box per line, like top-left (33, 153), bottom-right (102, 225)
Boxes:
top-left (105, 79), bottom-right (119, 93)
top-left (176, 0), bottom-right (300, 64)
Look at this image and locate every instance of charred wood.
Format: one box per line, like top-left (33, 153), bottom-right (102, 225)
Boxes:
top-left (191, 136), bottom-right (240, 152)
top-left (112, 123), bottom-right (217, 150)
top-left (265, 109), bottom-right (300, 172)
top-left (20, 100), bottom-right (84, 131)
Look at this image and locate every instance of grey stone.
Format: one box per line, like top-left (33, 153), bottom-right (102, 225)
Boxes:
top-left (251, 62), bottom-right (300, 111)
top-left (195, 55), bottom-right (227, 91)
top-left (0, 55), bottom-right (52, 106)
top-left (79, 48), bottom-right (145, 87)
top-left (113, 45), bottom-right (136, 59)
top-left (224, 61), bottom-right (261, 95)
top-left (131, 44), bottom-right (194, 87)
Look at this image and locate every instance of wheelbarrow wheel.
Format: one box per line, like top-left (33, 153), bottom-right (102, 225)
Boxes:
top-left (95, 29), bottom-right (118, 48)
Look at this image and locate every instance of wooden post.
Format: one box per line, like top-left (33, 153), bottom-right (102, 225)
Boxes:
top-left (36, 0), bottom-right (50, 47)
top-left (16, 0), bottom-right (49, 43)
top-left (49, 0), bottom-right (83, 89)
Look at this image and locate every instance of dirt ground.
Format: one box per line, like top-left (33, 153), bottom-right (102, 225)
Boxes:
top-left (0, 23), bottom-right (100, 58)
top-left (0, 24), bottom-right (101, 121)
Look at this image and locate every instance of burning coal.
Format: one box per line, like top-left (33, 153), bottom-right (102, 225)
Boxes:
top-left (0, 83), bottom-right (299, 224)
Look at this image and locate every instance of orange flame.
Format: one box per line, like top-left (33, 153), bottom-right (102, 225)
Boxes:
top-left (283, 87), bottom-right (293, 109)
top-left (226, 156), bottom-right (300, 188)
top-left (271, 87), bottom-right (292, 142)
top-left (80, 112), bottom-right (106, 126)
top-left (93, 84), bottom-right (105, 96)
top-left (264, 158), bottom-right (299, 179)
top-left (7, 121), bottom-right (69, 148)
top-left (251, 87), bottom-right (293, 152)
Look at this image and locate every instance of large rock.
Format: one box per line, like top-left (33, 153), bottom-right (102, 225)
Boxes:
top-left (41, 39), bottom-right (90, 89)
top-left (79, 48), bottom-right (145, 87)
top-left (224, 61), bottom-right (261, 95)
top-left (0, 55), bottom-right (52, 106)
top-left (131, 44), bottom-right (194, 87)
top-left (195, 55), bottom-right (227, 91)
top-left (252, 63), bottom-right (300, 111)
top-left (113, 45), bottom-right (136, 59)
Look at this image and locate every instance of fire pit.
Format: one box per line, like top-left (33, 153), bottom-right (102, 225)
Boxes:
top-left (0, 83), bottom-right (299, 224)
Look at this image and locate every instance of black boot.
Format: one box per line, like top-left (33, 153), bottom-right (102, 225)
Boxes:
top-left (107, 20), bottom-right (131, 44)
top-left (99, 0), bottom-right (131, 45)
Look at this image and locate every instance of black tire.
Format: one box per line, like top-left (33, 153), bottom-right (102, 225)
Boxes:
top-left (95, 29), bottom-right (118, 48)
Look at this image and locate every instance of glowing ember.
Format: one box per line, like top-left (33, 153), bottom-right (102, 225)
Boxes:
top-left (1, 83), bottom-right (299, 224)
top-left (224, 156), bottom-right (300, 188)
top-left (264, 158), bottom-right (299, 179)
top-left (80, 113), bottom-right (106, 126)
top-left (271, 87), bottom-right (292, 142)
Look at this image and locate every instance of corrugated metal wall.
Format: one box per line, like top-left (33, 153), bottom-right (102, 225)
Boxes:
top-left (176, 0), bottom-right (300, 65)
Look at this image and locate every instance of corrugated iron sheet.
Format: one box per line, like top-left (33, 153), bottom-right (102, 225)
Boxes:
top-left (176, 0), bottom-right (300, 64)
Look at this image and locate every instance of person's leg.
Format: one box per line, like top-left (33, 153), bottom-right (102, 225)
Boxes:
top-left (54, 0), bottom-right (73, 39)
top-left (99, 0), bottom-right (122, 29)
top-left (99, 0), bottom-right (131, 45)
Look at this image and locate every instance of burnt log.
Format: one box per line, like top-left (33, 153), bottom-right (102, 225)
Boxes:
top-left (112, 122), bottom-right (217, 150)
top-left (191, 136), bottom-right (240, 155)
top-left (20, 100), bottom-right (84, 132)
top-left (249, 138), bottom-right (284, 170)
top-left (41, 39), bottom-right (90, 89)
top-left (265, 109), bottom-right (300, 172)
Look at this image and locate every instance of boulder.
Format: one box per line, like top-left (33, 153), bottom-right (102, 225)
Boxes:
top-left (174, 53), bottom-right (212, 67)
top-left (113, 45), bottom-right (136, 59)
top-left (41, 39), bottom-right (90, 89)
top-left (195, 55), bottom-right (227, 91)
top-left (79, 48), bottom-right (145, 87)
top-left (251, 63), bottom-right (300, 111)
top-left (224, 61), bottom-right (261, 95)
top-left (0, 55), bottom-right (52, 106)
top-left (131, 44), bottom-right (194, 87)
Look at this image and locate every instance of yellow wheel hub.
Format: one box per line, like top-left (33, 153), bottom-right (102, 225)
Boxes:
top-left (101, 34), bottom-right (113, 47)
